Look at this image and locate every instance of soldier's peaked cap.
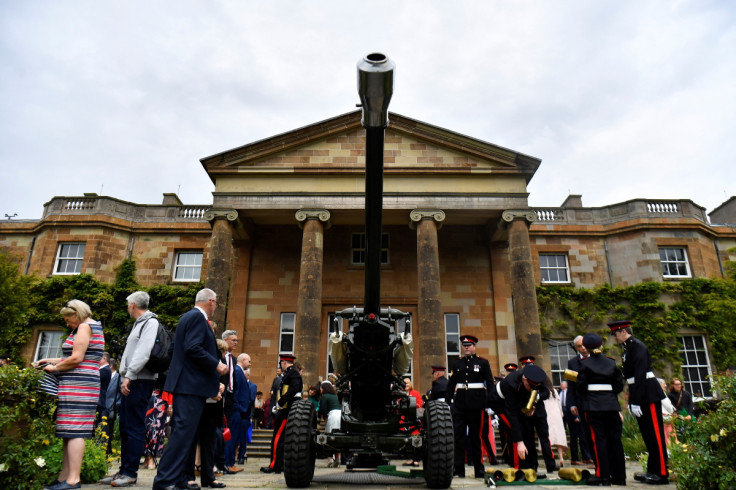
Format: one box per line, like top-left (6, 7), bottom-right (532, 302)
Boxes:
top-left (519, 355), bottom-right (536, 365)
top-left (523, 365), bottom-right (546, 386)
top-left (431, 365), bottom-right (446, 372)
top-left (460, 334), bottom-right (478, 344)
top-left (279, 353), bottom-right (296, 362)
top-left (504, 363), bottom-right (518, 371)
top-left (607, 320), bottom-right (631, 334)
top-left (583, 333), bottom-right (603, 349)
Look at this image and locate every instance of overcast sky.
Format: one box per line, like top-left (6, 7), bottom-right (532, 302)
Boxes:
top-left (2, 1), bottom-right (734, 221)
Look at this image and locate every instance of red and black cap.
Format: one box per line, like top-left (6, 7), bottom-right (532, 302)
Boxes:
top-left (583, 333), bottom-right (603, 349)
top-left (519, 356), bottom-right (536, 365)
top-left (522, 365), bottom-right (546, 387)
top-left (607, 320), bottom-right (631, 334)
top-left (504, 363), bottom-right (518, 372)
top-left (431, 365), bottom-right (446, 373)
top-left (279, 354), bottom-right (296, 362)
top-left (460, 334), bottom-right (478, 345)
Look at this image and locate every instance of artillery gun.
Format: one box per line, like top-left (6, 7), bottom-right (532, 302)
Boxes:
top-left (281, 53), bottom-right (455, 489)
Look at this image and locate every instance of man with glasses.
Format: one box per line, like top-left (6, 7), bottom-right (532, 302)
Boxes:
top-left (153, 289), bottom-right (228, 490)
top-left (445, 334), bottom-right (495, 478)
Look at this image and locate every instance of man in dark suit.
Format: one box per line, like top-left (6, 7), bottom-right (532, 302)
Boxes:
top-left (152, 288), bottom-right (228, 490)
top-left (226, 352), bottom-right (252, 468)
top-left (427, 365), bottom-right (449, 401)
top-left (566, 335), bottom-right (593, 466)
top-left (611, 320), bottom-right (669, 485)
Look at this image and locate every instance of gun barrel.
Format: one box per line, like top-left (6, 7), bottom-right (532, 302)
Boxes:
top-left (357, 53), bottom-right (395, 317)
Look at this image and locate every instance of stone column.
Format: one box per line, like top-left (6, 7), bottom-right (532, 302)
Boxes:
top-left (294, 209), bottom-right (330, 383)
top-left (410, 209), bottom-right (446, 375)
top-left (502, 210), bottom-right (547, 371)
top-left (204, 209), bottom-right (238, 333)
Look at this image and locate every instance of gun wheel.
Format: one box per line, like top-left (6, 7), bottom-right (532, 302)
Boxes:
top-left (422, 400), bottom-right (454, 489)
top-left (283, 399), bottom-right (316, 488)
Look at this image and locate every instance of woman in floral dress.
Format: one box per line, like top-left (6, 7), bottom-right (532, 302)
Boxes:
top-left (36, 299), bottom-right (105, 490)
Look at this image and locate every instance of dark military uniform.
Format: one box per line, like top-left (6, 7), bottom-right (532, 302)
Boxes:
top-left (263, 363), bottom-right (303, 473)
top-left (428, 375), bottom-right (449, 401)
top-left (621, 335), bottom-right (668, 480)
top-left (577, 349), bottom-right (626, 485)
top-left (446, 353), bottom-right (494, 477)
top-left (492, 369), bottom-right (551, 471)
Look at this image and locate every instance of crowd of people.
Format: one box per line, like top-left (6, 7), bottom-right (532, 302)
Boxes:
top-left (26, 288), bottom-right (705, 488)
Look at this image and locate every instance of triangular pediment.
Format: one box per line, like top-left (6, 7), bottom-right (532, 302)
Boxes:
top-left (201, 111), bottom-right (541, 183)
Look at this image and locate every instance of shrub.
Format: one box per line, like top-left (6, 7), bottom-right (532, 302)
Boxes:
top-left (669, 373), bottom-right (736, 489)
top-left (0, 365), bottom-right (111, 489)
top-left (621, 411), bottom-right (646, 461)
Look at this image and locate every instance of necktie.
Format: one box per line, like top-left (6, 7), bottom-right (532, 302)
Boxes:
top-left (227, 354), bottom-right (233, 391)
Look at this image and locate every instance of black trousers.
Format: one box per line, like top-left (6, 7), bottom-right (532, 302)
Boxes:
top-left (564, 411), bottom-right (591, 461)
top-left (266, 408), bottom-right (289, 471)
top-left (518, 412), bottom-right (555, 471)
top-left (452, 407), bottom-right (484, 475)
top-left (585, 411), bottom-right (626, 483)
top-left (637, 400), bottom-right (669, 477)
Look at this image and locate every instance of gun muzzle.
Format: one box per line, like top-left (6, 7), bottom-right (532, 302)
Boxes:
top-left (558, 467), bottom-right (591, 482)
top-left (522, 390), bottom-right (538, 414)
top-left (357, 53), bottom-right (395, 128)
top-left (564, 369), bottom-right (578, 382)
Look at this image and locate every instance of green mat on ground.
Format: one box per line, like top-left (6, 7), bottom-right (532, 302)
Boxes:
top-left (376, 465), bottom-right (424, 478)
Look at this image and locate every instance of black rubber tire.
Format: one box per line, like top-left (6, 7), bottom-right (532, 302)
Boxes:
top-left (422, 400), bottom-right (455, 489)
top-left (283, 399), bottom-right (317, 488)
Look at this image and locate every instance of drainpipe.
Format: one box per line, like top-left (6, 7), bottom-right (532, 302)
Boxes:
top-left (713, 239), bottom-right (725, 278)
top-left (24, 236), bottom-right (36, 275)
top-left (603, 238), bottom-right (614, 287)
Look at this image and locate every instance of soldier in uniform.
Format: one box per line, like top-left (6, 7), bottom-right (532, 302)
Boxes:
top-left (576, 333), bottom-right (626, 486)
top-left (427, 365), bottom-right (449, 401)
top-left (260, 354), bottom-right (303, 474)
top-left (445, 334), bottom-right (494, 478)
top-left (519, 356), bottom-right (535, 367)
top-left (504, 363), bottom-right (518, 376)
top-left (610, 320), bottom-right (669, 485)
top-left (491, 364), bottom-right (550, 472)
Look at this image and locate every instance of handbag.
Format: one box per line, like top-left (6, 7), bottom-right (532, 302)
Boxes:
top-left (222, 415), bottom-right (231, 442)
top-left (39, 370), bottom-right (60, 397)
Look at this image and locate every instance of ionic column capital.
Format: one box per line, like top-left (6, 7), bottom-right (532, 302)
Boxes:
top-left (295, 208), bottom-right (331, 229)
top-left (501, 209), bottom-right (537, 225)
top-left (204, 208), bottom-right (238, 223)
top-left (409, 209), bottom-right (446, 230)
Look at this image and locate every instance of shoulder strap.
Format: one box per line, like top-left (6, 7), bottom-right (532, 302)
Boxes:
top-left (136, 318), bottom-right (153, 339)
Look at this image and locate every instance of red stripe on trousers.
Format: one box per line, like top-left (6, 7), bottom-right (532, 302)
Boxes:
top-left (585, 412), bottom-right (601, 477)
top-left (649, 402), bottom-right (667, 476)
top-left (269, 419), bottom-right (286, 469)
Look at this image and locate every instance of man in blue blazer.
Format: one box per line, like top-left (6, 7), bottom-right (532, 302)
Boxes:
top-left (153, 288), bottom-right (228, 490)
top-left (225, 353), bottom-right (252, 468)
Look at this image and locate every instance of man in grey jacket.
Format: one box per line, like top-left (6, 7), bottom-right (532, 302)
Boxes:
top-left (100, 291), bottom-right (160, 487)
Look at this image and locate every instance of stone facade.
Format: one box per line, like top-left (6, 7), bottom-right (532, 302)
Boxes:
top-left (3, 111), bottom-right (736, 394)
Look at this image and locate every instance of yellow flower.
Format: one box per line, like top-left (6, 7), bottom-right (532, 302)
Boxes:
top-left (42, 439), bottom-right (50, 445)
top-left (711, 434), bottom-right (719, 442)
top-left (720, 429), bottom-right (727, 437)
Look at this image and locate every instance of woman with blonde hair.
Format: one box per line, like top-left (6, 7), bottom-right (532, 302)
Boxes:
top-left (36, 299), bottom-right (105, 490)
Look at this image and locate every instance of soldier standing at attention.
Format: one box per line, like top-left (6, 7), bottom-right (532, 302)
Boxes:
top-left (610, 320), bottom-right (669, 485)
top-left (260, 354), bottom-right (303, 474)
top-left (576, 333), bottom-right (626, 486)
top-left (445, 334), bottom-right (495, 478)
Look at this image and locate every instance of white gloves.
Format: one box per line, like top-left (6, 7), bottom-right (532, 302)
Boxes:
top-left (272, 404), bottom-right (281, 415)
top-left (630, 404), bottom-right (642, 418)
top-left (491, 417), bottom-right (499, 428)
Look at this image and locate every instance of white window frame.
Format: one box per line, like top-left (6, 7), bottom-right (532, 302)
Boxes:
top-left (659, 247), bottom-right (691, 279)
top-left (53, 242), bottom-right (86, 275)
top-left (540, 253), bottom-right (570, 284)
top-left (279, 313), bottom-right (296, 355)
top-left (34, 330), bottom-right (65, 362)
top-left (351, 232), bottom-right (390, 266)
top-left (678, 334), bottom-right (712, 398)
top-left (548, 339), bottom-right (577, 388)
top-left (173, 251), bottom-right (203, 282)
top-left (444, 313), bottom-right (461, 373)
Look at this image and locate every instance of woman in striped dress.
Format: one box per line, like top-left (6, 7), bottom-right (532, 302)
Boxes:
top-left (35, 299), bottom-right (105, 490)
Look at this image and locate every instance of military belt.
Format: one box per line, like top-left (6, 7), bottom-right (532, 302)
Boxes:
top-left (627, 371), bottom-right (655, 384)
top-left (587, 384), bottom-right (613, 391)
top-left (457, 382), bottom-right (485, 389)
top-left (496, 383), bottom-right (505, 399)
